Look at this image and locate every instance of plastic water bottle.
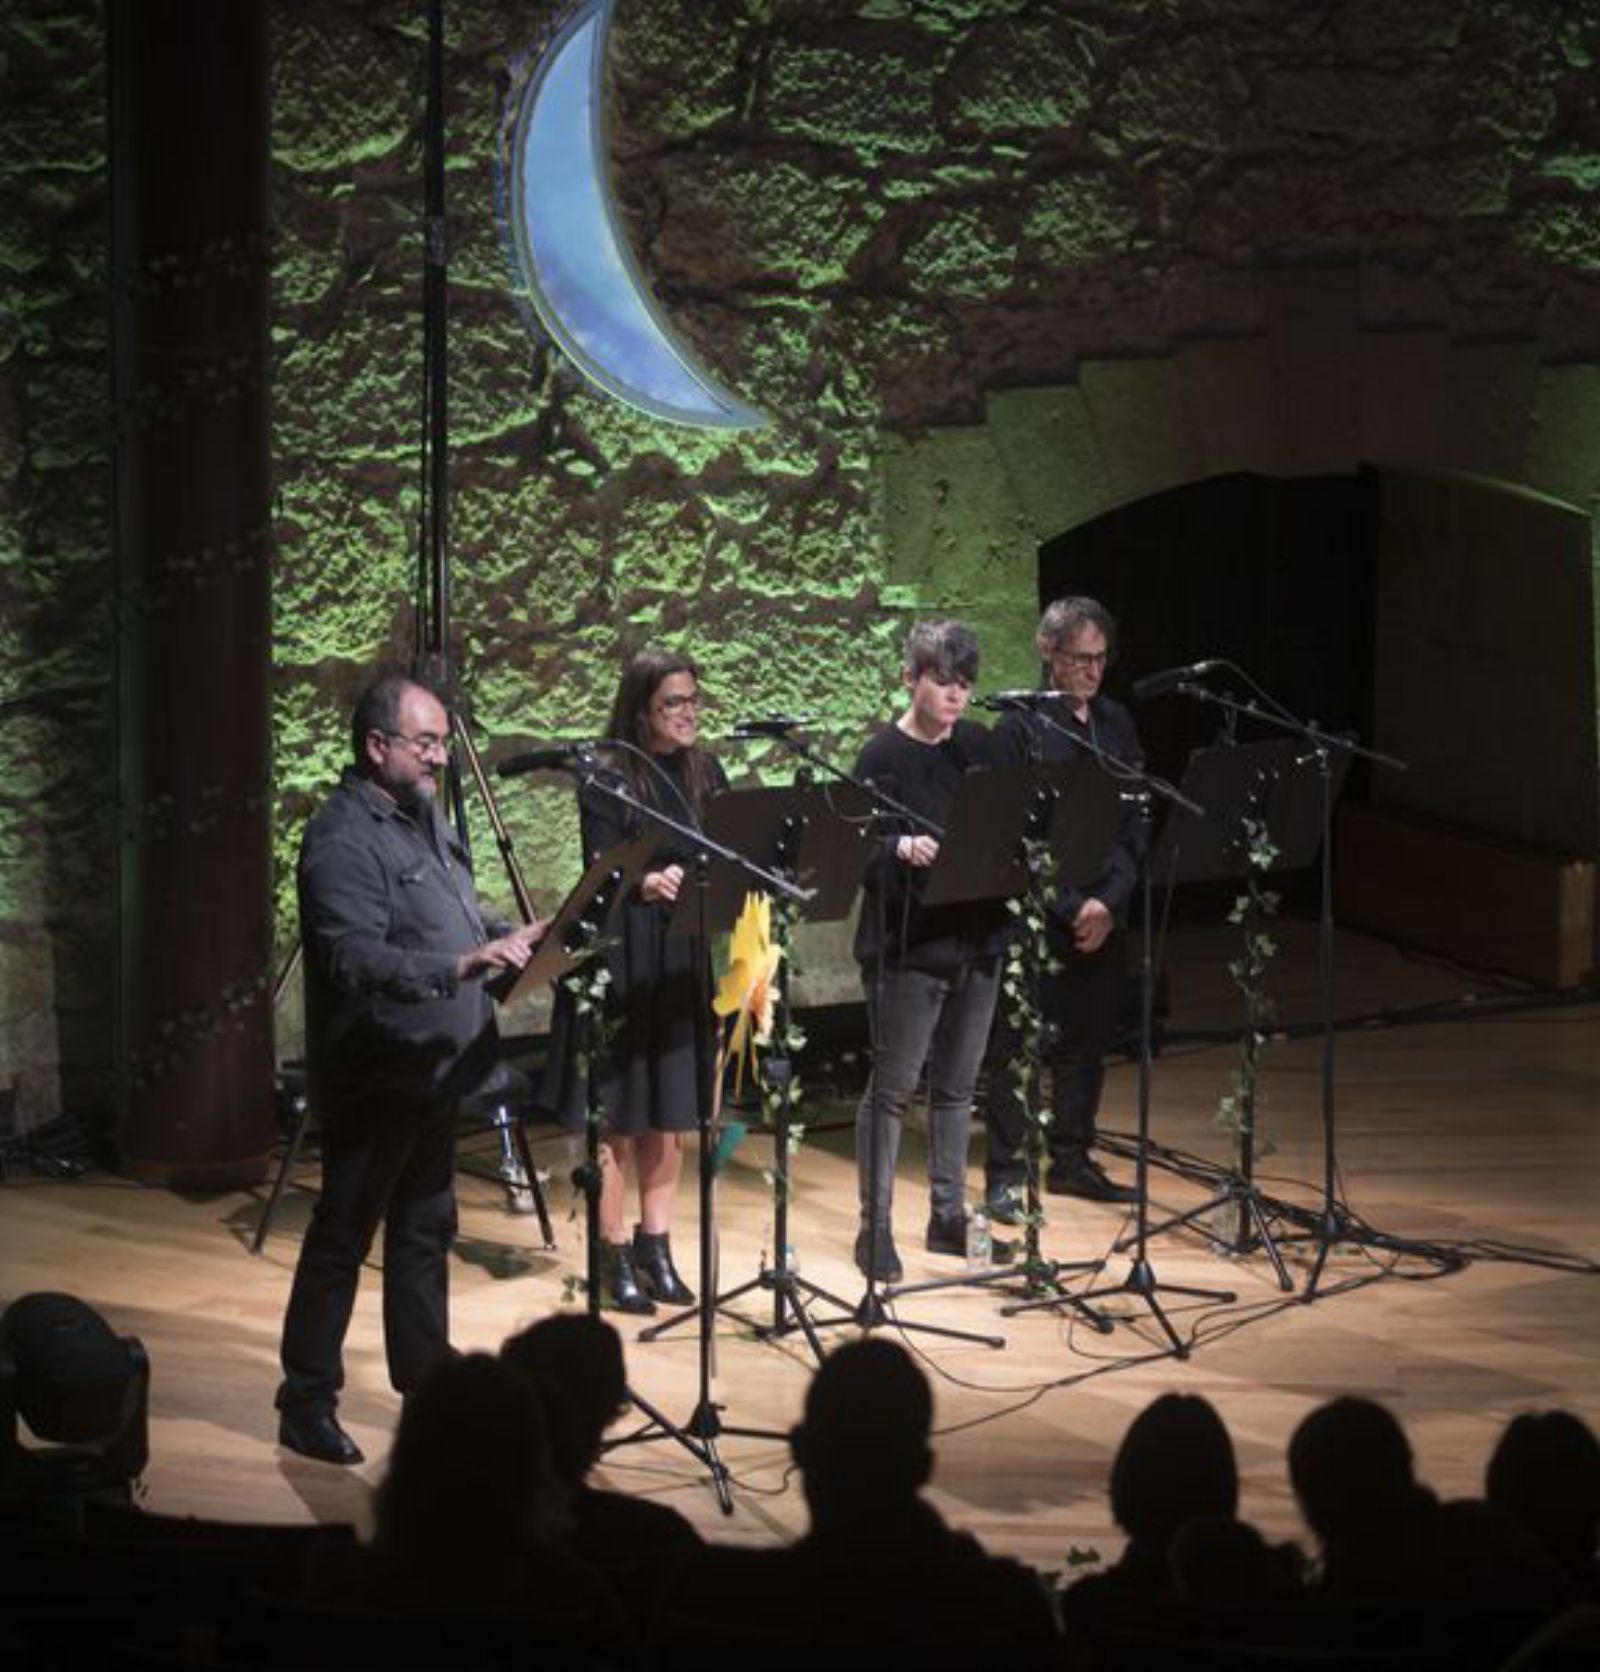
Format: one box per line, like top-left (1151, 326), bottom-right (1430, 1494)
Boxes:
top-left (966, 1203), bottom-right (992, 1272)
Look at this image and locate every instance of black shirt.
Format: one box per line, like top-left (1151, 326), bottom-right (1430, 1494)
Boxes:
top-left (851, 718), bottom-right (1008, 973)
top-left (990, 694), bottom-right (1146, 926)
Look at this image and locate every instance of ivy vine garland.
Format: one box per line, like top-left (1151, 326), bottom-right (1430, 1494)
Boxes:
top-left (1214, 806), bottom-right (1281, 1161)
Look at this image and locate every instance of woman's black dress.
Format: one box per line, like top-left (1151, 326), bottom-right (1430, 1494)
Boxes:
top-left (539, 748), bottom-right (727, 1136)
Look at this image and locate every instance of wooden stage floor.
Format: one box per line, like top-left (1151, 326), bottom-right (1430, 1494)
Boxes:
top-left (2, 922), bottom-right (1596, 1574)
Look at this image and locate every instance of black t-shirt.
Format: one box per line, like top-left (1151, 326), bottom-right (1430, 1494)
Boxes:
top-left (851, 718), bottom-right (1009, 973)
top-left (991, 694), bottom-right (1147, 926)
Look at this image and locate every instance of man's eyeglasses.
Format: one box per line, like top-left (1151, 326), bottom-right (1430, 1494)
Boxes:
top-left (1053, 650), bottom-right (1111, 670)
top-left (383, 730), bottom-right (452, 757)
top-left (653, 693), bottom-right (704, 714)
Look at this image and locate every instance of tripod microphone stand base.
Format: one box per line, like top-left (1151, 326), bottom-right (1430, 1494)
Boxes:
top-left (1122, 1173), bottom-right (1296, 1293)
top-left (604, 1385), bottom-right (735, 1514)
top-left (1057, 1255), bottom-right (1236, 1358)
top-left (636, 1259), bottom-right (857, 1365)
top-left (810, 1279), bottom-right (1008, 1349)
top-left (1271, 1200), bottom-right (1466, 1301)
top-left (891, 1248), bottom-right (1116, 1335)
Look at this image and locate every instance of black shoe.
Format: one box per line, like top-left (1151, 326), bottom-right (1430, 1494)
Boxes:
top-left (929, 1211), bottom-right (1019, 1266)
top-left (278, 1408), bottom-right (364, 1466)
top-left (925, 1212), bottom-right (968, 1256)
top-left (854, 1226), bottom-right (903, 1284)
top-left (600, 1240), bottom-right (657, 1315)
top-left (632, 1227), bottom-right (694, 1305)
top-left (984, 1188), bottom-right (1023, 1227)
top-left (1046, 1156), bottom-right (1138, 1204)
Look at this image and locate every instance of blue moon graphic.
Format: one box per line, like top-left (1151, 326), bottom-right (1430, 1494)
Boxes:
top-left (503, 0), bottom-right (766, 430)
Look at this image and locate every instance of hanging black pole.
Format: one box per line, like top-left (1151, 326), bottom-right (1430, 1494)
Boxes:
top-left (421, 0), bottom-right (449, 662)
top-left (414, 0), bottom-right (475, 853)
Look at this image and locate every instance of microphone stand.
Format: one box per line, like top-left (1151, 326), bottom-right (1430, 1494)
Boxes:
top-left (1155, 683), bottom-right (1449, 1299)
top-left (638, 790), bottom-right (863, 1365)
top-left (573, 763), bottom-right (807, 1500)
top-left (992, 706), bottom-right (1234, 1350)
top-left (757, 730), bottom-right (1003, 1350)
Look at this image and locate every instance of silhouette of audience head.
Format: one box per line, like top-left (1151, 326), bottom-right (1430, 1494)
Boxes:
top-left (1487, 1410), bottom-right (1600, 1579)
top-left (1110, 1393), bottom-right (1239, 1553)
top-left (501, 1312), bottom-right (628, 1482)
top-left (1168, 1515), bottom-right (1298, 1605)
top-left (1288, 1396), bottom-right (1422, 1550)
top-left (377, 1351), bottom-right (565, 1566)
top-left (791, 1339), bottom-right (932, 1520)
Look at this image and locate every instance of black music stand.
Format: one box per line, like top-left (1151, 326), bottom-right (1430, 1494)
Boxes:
top-left (591, 785), bottom-right (805, 1469)
top-left (884, 759), bottom-right (1118, 1329)
top-left (1137, 674), bottom-right (1455, 1299)
top-left (638, 781), bottom-right (871, 1362)
top-left (1124, 738), bottom-right (1343, 1291)
top-left (1014, 761), bottom-right (1238, 1352)
top-left (510, 835), bottom-right (744, 1483)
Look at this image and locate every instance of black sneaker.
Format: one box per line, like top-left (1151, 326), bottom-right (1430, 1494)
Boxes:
top-left (1046, 1156), bottom-right (1138, 1204)
top-left (925, 1212), bottom-right (967, 1256)
top-left (854, 1227), bottom-right (904, 1283)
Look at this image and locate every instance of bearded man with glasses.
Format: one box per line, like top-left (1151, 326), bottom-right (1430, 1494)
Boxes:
top-left (275, 673), bottom-right (545, 1464)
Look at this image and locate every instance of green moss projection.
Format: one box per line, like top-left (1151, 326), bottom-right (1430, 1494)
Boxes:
top-left (0, 0), bottom-right (110, 1127)
top-left (263, 0), bottom-right (1599, 1035)
top-left (0, 0), bottom-right (1598, 1118)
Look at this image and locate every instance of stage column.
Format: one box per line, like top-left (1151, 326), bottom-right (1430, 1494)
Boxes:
top-left (110, 0), bottom-right (275, 1187)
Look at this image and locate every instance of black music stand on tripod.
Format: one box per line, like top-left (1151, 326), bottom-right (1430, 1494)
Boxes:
top-left (505, 831), bottom-right (655, 1285)
top-left (991, 731), bottom-right (1235, 1348)
top-left (638, 780), bottom-right (871, 1363)
top-left (1155, 685), bottom-right (1443, 1301)
top-left (1025, 765), bottom-right (1238, 1352)
top-left (882, 759), bottom-right (1115, 1333)
top-left (566, 769), bottom-right (807, 1476)
top-left (503, 833), bottom-right (746, 1482)
top-left (1118, 738), bottom-right (1343, 1293)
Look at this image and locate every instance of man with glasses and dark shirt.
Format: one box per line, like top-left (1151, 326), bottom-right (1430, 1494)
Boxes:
top-left (983, 597), bottom-right (1143, 1217)
top-left (275, 673), bottom-right (545, 1465)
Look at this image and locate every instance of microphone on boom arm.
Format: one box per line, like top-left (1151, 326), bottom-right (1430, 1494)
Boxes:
top-left (496, 742), bottom-right (599, 778)
top-left (977, 689), bottom-right (1071, 712)
top-left (729, 714), bottom-right (815, 739)
top-left (1131, 659), bottom-right (1222, 702)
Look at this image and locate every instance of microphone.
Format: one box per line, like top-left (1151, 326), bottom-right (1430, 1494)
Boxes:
top-left (496, 743), bottom-right (597, 778)
top-left (1132, 659), bottom-right (1222, 701)
top-left (977, 690), bottom-right (1071, 711)
top-left (730, 714), bottom-right (815, 738)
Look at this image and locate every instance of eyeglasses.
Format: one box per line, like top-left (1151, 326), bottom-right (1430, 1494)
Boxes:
top-left (1053, 650), bottom-right (1110, 670)
top-left (653, 693), bottom-right (704, 714)
top-left (383, 730), bottom-right (452, 757)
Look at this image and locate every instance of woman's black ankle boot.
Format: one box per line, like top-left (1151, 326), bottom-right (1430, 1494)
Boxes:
top-left (600, 1240), bottom-right (656, 1315)
top-left (632, 1227), bottom-right (694, 1305)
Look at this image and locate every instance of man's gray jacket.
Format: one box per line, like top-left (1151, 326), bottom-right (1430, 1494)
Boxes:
top-left (298, 769), bottom-right (505, 1109)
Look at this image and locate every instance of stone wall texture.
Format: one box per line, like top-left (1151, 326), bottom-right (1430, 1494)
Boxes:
top-left (3, 0), bottom-right (1599, 1121)
top-left (0, 2), bottom-right (111, 1130)
top-left (267, 0), bottom-right (1600, 1026)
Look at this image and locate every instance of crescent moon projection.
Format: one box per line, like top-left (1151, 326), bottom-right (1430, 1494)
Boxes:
top-left (504, 0), bottom-right (766, 430)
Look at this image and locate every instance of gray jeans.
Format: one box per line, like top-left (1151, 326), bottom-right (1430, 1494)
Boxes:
top-left (856, 954), bottom-right (1002, 1228)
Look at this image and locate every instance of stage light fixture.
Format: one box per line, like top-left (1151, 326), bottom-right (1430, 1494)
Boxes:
top-left (0, 1292), bottom-right (150, 1499)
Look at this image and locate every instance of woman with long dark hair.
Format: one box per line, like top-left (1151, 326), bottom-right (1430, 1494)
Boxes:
top-left (542, 648), bottom-right (725, 1313)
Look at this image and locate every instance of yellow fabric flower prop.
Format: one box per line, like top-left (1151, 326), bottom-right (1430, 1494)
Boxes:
top-left (714, 891), bottom-right (782, 1096)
